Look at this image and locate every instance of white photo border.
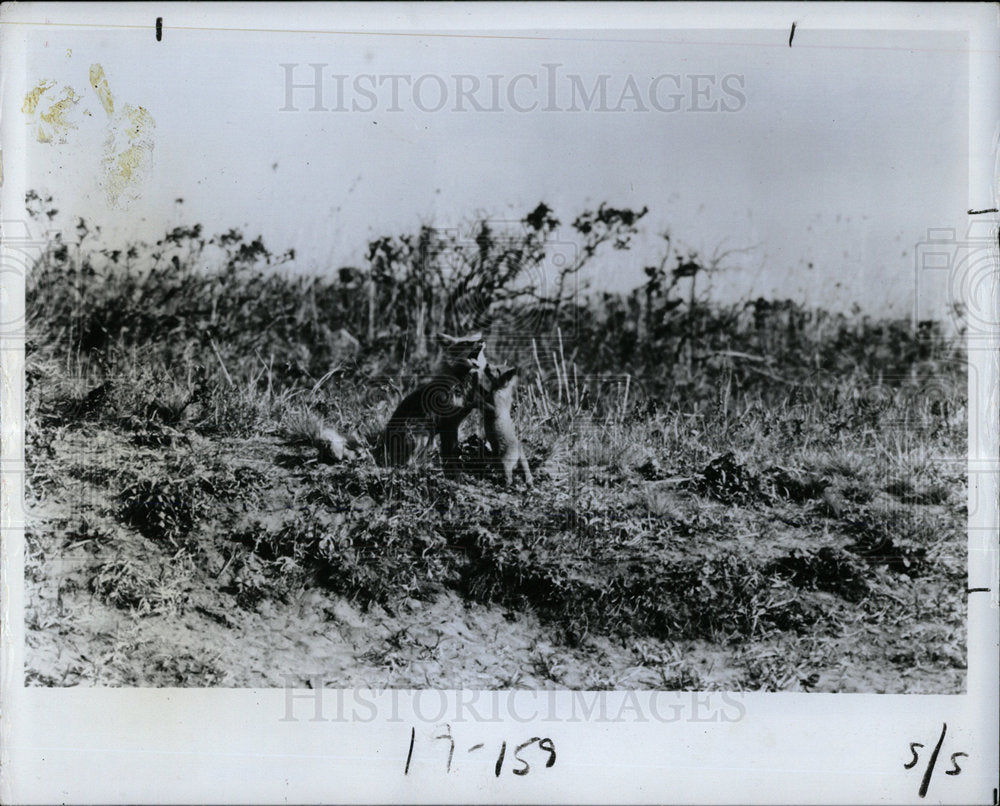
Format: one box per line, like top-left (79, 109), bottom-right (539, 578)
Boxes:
top-left (1, 3), bottom-right (997, 804)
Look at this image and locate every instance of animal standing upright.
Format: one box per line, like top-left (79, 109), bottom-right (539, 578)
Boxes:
top-left (375, 333), bottom-right (487, 473)
top-left (481, 365), bottom-right (533, 487)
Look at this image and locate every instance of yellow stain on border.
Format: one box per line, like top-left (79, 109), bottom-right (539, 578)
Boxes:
top-left (39, 87), bottom-right (81, 136)
top-left (89, 63), bottom-right (114, 117)
top-left (22, 80), bottom-right (56, 114)
top-left (111, 145), bottom-right (145, 185)
top-left (23, 81), bottom-right (81, 143)
top-left (104, 102), bottom-right (157, 206)
top-left (125, 104), bottom-right (154, 141)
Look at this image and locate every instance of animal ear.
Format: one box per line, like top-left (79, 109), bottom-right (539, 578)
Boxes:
top-left (471, 344), bottom-right (487, 368)
top-left (500, 367), bottom-right (519, 386)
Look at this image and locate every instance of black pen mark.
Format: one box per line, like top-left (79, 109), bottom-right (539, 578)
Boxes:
top-left (904, 742), bottom-right (925, 769)
top-left (789, 22), bottom-right (797, 47)
top-left (945, 751), bottom-right (967, 775)
top-left (968, 208), bottom-right (998, 215)
top-left (404, 726), bottom-right (415, 775)
top-left (155, 17), bottom-right (162, 41)
top-left (992, 785), bottom-right (997, 805)
top-left (494, 740), bottom-right (506, 777)
top-left (513, 737), bottom-right (541, 776)
top-left (434, 724), bottom-right (454, 774)
top-left (467, 743), bottom-right (484, 753)
top-left (918, 722), bottom-right (947, 798)
top-left (538, 737), bottom-right (557, 767)
top-left (967, 587), bottom-right (990, 593)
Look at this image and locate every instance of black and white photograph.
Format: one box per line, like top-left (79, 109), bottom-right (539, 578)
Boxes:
top-left (1, 3), bottom-right (997, 804)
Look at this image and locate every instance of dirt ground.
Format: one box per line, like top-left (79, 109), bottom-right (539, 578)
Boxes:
top-left (24, 424), bottom-right (966, 692)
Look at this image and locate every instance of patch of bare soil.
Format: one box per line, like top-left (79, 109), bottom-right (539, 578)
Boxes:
top-left (25, 424), bottom-right (966, 692)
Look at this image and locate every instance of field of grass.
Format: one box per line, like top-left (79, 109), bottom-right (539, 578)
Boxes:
top-left (23, 196), bottom-right (968, 690)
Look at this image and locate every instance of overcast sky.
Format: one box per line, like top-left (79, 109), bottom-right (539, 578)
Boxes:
top-left (5, 5), bottom-right (981, 319)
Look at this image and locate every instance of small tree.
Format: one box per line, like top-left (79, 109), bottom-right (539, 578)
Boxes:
top-left (360, 202), bottom-right (649, 352)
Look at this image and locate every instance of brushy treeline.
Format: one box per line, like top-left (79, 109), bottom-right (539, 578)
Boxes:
top-left (25, 190), bottom-right (963, 412)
